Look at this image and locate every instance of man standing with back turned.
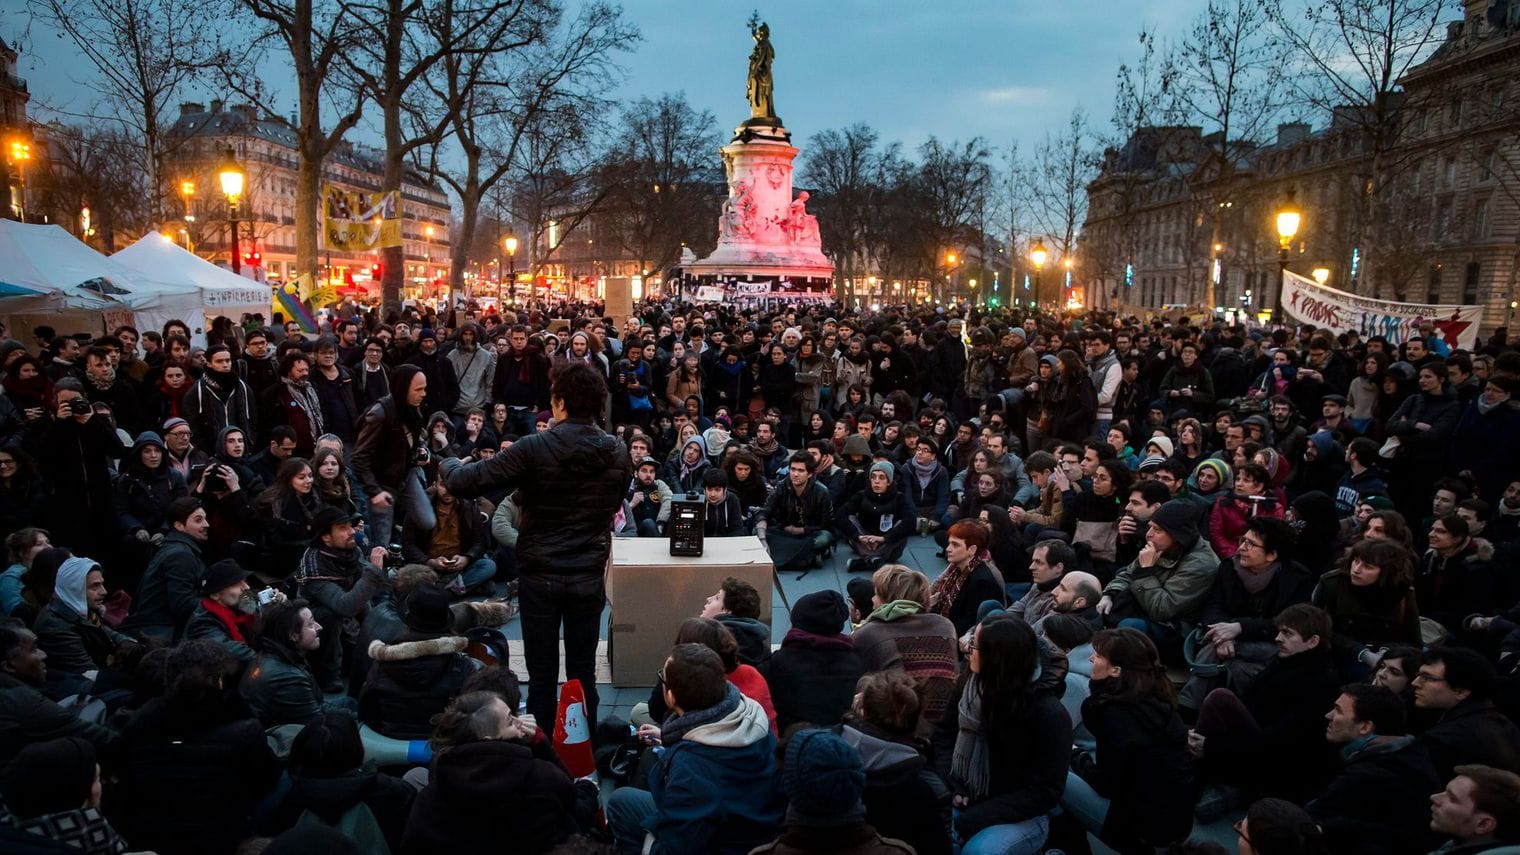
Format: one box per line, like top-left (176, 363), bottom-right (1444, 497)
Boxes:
top-left (442, 362), bottom-right (631, 727)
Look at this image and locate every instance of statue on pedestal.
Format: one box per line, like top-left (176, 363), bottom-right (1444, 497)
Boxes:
top-left (746, 14), bottom-right (776, 121)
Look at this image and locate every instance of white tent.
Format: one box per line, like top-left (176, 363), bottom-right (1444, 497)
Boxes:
top-left (113, 234), bottom-right (270, 340)
top-left (0, 220), bottom-right (164, 343)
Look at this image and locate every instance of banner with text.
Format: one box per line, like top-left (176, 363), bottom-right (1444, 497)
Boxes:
top-left (1281, 270), bottom-right (1483, 350)
top-left (322, 185), bottom-right (402, 252)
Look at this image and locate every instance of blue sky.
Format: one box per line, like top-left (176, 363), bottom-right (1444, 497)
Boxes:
top-left (10, 0), bottom-right (1215, 158)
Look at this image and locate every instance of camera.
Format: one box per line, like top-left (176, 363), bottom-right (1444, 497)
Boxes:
top-left (257, 587), bottom-right (277, 606)
top-left (66, 398), bottom-right (91, 416)
top-left (415, 446), bottom-right (432, 466)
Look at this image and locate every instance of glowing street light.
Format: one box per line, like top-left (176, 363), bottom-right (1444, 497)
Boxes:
top-left (1274, 191), bottom-right (1302, 321)
top-left (8, 139), bottom-right (31, 222)
top-left (1312, 267), bottom-right (1330, 286)
top-left (218, 148), bottom-right (246, 274)
top-left (1030, 238), bottom-right (1048, 305)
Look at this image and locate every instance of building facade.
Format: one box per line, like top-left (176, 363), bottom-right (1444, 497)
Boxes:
top-left (166, 101), bottom-right (453, 292)
top-left (2, 37), bottom-right (31, 222)
top-left (1082, 0), bottom-right (1520, 330)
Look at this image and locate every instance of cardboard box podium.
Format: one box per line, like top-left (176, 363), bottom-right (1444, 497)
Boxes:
top-left (607, 536), bottom-right (773, 687)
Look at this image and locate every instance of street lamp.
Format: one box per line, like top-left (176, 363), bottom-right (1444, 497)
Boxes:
top-left (1275, 191), bottom-right (1301, 322)
top-left (1312, 267), bottom-right (1330, 286)
top-left (8, 139), bottom-right (30, 222)
top-left (504, 235), bottom-right (518, 292)
top-left (1030, 239), bottom-right (1048, 306)
top-left (218, 148), bottom-right (246, 274)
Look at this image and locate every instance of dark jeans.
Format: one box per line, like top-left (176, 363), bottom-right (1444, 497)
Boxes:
top-left (520, 572), bottom-right (606, 728)
top-left (506, 406), bottom-right (538, 439)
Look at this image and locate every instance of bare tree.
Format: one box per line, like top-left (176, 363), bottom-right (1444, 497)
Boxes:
top-left (28, 0), bottom-right (228, 223)
top-left (1169, 0), bottom-right (1284, 308)
top-left (31, 122), bottom-right (152, 249)
top-left (1266, 0), bottom-right (1448, 294)
top-left (799, 123), bottom-right (901, 302)
top-left (897, 137), bottom-right (991, 302)
top-left (1028, 110), bottom-right (1098, 306)
top-left (220, 0), bottom-right (368, 284)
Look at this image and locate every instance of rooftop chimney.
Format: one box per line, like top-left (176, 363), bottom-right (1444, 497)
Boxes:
top-left (180, 101), bottom-right (205, 117)
top-left (209, 99), bottom-right (223, 114)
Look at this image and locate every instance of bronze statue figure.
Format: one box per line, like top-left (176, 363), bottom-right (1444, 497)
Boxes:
top-left (747, 16), bottom-right (776, 120)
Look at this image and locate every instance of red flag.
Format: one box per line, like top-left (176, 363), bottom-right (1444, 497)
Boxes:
top-left (553, 679), bottom-right (596, 777)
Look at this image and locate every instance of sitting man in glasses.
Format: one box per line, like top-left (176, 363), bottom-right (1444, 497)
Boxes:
top-left (1178, 517), bottom-right (1315, 713)
top-left (1414, 646), bottom-right (1520, 782)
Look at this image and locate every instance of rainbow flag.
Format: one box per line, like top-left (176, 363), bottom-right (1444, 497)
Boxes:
top-left (274, 274), bottom-right (320, 332)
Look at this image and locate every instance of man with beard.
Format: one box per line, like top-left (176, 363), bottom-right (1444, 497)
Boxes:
top-left (448, 322), bottom-right (495, 430)
top-left (404, 328), bottom-right (460, 418)
top-left (184, 559), bottom-right (275, 666)
top-left (184, 344), bottom-right (257, 454)
top-left (258, 351), bottom-right (324, 458)
top-left (236, 328), bottom-right (280, 402)
top-left (296, 506), bottom-right (392, 690)
top-left (80, 346), bottom-right (147, 435)
top-left (489, 324), bottom-right (548, 437)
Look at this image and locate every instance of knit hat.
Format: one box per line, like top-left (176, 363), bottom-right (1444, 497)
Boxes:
top-left (535, 410), bottom-right (552, 425)
top-left (1145, 435), bottom-right (1175, 459)
top-left (869, 460), bottom-right (895, 481)
top-left (417, 327), bottom-right (437, 342)
top-left (0, 737), bottom-right (98, 819)
top-left (202, 559), bottom-right (251, 595)
top-left (404, 583), bottom-right (454, 635)
top-left (1009, 326), bottom-right (1027, 341)
top-left (1138, 453), bottom-right (1168, 472)
top-left (1362, 494), bottom-right (1396, 510)
top-left (162, 417), bottom-right (190, 434)
top-left (1150, 500), bottom-right (1201, 547)
top-left (791, 590), bottom-right (849, 635)
top-left (781, 728), bottom-right (866, 827)
top-left (1192, 458), bottom-right (1233, 493)
top-left (701, 468), bottom-right (729, 488)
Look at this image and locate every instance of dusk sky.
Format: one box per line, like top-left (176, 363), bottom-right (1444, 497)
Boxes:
top-left (8, 0), bottom-right (1227, 160)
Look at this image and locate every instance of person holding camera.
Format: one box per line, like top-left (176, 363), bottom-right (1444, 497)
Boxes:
top-left (24, 378), bottom-right (127, 561)
top-left (295, 506), bottom-right (393, 692)
top-left (184, 558), bottom-right (283, 667)
top-left (353, 364), bottom-right (438, 549)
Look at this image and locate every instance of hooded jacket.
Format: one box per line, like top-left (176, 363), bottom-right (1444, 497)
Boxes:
top-left (358, 634), bottom-right (475, 740)
top-left (32, 557), bottom-right (131, 676)
top-left (113, 432), bottom-right (189, 538)
top-left (704, 491), bottom-right (746, 537)
top-left (443, 418), bottom-right (631, 577)
top-left (401, 738), bottom-right (577, 854)
top-left (181, 367), bottom-right (255, 453)
top-left (352, 365), bottom-right (428, 500)
top-left (835, 483), bottom-right (916, 548)
top-left (1077, 684), bottom-right (1194, 849)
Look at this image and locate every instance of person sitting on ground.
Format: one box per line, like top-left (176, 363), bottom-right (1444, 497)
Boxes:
top-left (626, 456), bottom-right (674, 538)
top-left (358, 583), bottom-right (476, 740)
top-left (604, 643), bottom-right (783, 855)
top-left (403, 691), bottom-right (583, 854)
top-left (851, 564), bottom-right (960, 738)
top-left (1098, 499), bottom-right (1219, 660)
top-left (1415, 646), bottom-right (1520, 781)
top-left (113, 640), bottom-right (280, 855)
top-left (929, 519), bottom-right (1007, 638)
top-left (1181, 516), bottom-right (1315, 711)
top-left (241, 599), bottom-right (356, 727)
top-left (633, 617), bottom-right (777, 733)
top-left (296, 506), bottom-right (393, 691)
top-left (1189, 604), bottom-right (1342, 812)
top-left (1234, 798), bottom-right (1330, 855)
top-left (183, 558), bottom-right (278, 667)
top-left (699, 469), bottom-right (747, 536)
top-left (750, 727), bottom-right (917, 855)
top-left (401, 468), bottom-right (496, 596)
top-left (762, 590), bottom-right (867, 732)
top-left (1008, 539), bottom-right (1077, 628)
top-left (1054, 627), bottom-right (1194, 854)
top-left (121, 495), bottom-right (211, 641)
top-left (1308, 683), bottom-right (1442, 855)
top-left (256, 456), bottom-right (324, 579)
top-left (932, 616), bottom-right (1071, 855)
top-left (698, 576), bottom-right (771, 667)
top-left (758, 451), bottom-right (836, 576)
top-left (0, 737), bottom-right (131, 854)
top-left (1312, 538), bottom-right (1423, 675)
top-left (835, 460), bottom-right (917, 575)
top-left (1428, 764), bottom-right (1520, 854)
top-left (32, 556), bottom-right (135, 683)
top-left (0, 619), bottom-right (114, 763)
top-left (260, 710), bottom-right (415, 852)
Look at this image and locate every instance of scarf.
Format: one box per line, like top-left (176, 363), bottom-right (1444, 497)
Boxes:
top-left (1477, 395), bottom-right (1505, 416)
top-left (908, 456), bottom-right (941, 490)
top-left (662, 682), bottom-right (742, 744)
top-left (282, 377), bottom-right (325, 438)
top-left (751, 434), bottom-right (780, 457)
top-left (201, 365), bottom-right (237, 398)
top-left (158, 378), bottom-right (191, 418)
top-left (929, 549), bottom-right (991, 618)
top-left (1234, 556), bottom-right (1281, 595)
top-left (200, 596), bottom-right (257, 642)
top-left (717, 358), bottom-right (747, 377)
top-left (1499, 501), bottom-right (1520, 519)
top-left (867, 598), bottom-right (923, 622)
top-left (951, 675), bottom-right (991, 801)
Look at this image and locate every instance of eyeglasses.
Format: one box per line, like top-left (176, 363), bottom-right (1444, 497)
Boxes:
top-left (0, 459), bottom-right (15, 467)
top-left (1413, 671), bottom-right (1448, 684)
top-left (1238, 537), bottom-right (1264, 551)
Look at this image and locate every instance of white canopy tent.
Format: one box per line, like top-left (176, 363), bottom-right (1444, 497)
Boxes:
top-left (113, 234), bottom-right (270, 342)
top-left (0, 220), bottom-right (161, 345)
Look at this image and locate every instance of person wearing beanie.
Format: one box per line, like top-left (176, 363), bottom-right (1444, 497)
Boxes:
top-left (1184, 457), bottom-right (1234, 519)
top-left (404, 325), bottom-right (461, 423)
top-left (834, 458), bottom-right (917, 574)
top-left (750, 728), bottom-right (915, 855)
top-left (0, 736), bottom-right (131, 854)
top-left (1098, 499), bottom-right (1220, 659)
top-left (701, 467), bottom-right (746, 537)
top-left (761, 590), bottom-right (867, 732)
top-left (357, 583), bottom-right (474, 740)
top-left (160, 415), bottom-right (211, 481)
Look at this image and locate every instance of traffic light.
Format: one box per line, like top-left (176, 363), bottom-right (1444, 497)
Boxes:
top-left (371, 263), bottom-right (382, 279)
top-left (242, 250), bottom-right (263, 267)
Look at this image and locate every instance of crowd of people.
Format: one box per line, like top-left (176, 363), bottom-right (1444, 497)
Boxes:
top-left (0, 297), bottom-right (1518, 854)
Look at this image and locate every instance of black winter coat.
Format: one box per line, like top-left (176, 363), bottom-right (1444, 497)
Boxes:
top-left (32, 601), bottom-right (131, 676)
top-left (761, 631), bottom-right (867, 731)
top-left (358, 634), bottom-right (475, 740)
top-left (109, 695), bottom-right (280, 855)
top-left (121, 531), bottom-right (206, 638)
top-left (0, 673), bottom-right (115, 764)
top-left (239, 638), bottom-right (329, 727)
top-left (835, 486), bottom-right (916, 548)
top-left (1076, 685), bottom-right (1194, 850)
top-left (402, 739), bottom-right (577, 854)
top-left (1307, 735), bottom-right (1443, 855)
top-left (443, 418), bottom-right (631, 577)
top-left (352, 395), bottom-right (425, 501)
top-left (1420, 697), bottom-right (1520, 782)
top-left (1197, 559), bottom-right (1315, 642)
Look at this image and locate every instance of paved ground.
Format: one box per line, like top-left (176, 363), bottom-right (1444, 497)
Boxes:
top-left (488, 531), bottom-right (1239, 852)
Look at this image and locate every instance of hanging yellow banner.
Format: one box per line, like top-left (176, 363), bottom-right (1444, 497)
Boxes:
top-left (322, 185), bottom-right (402, 251)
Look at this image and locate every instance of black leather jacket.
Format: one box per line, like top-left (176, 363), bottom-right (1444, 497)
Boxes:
top-left (443, 418), bottom-right (631, 577)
